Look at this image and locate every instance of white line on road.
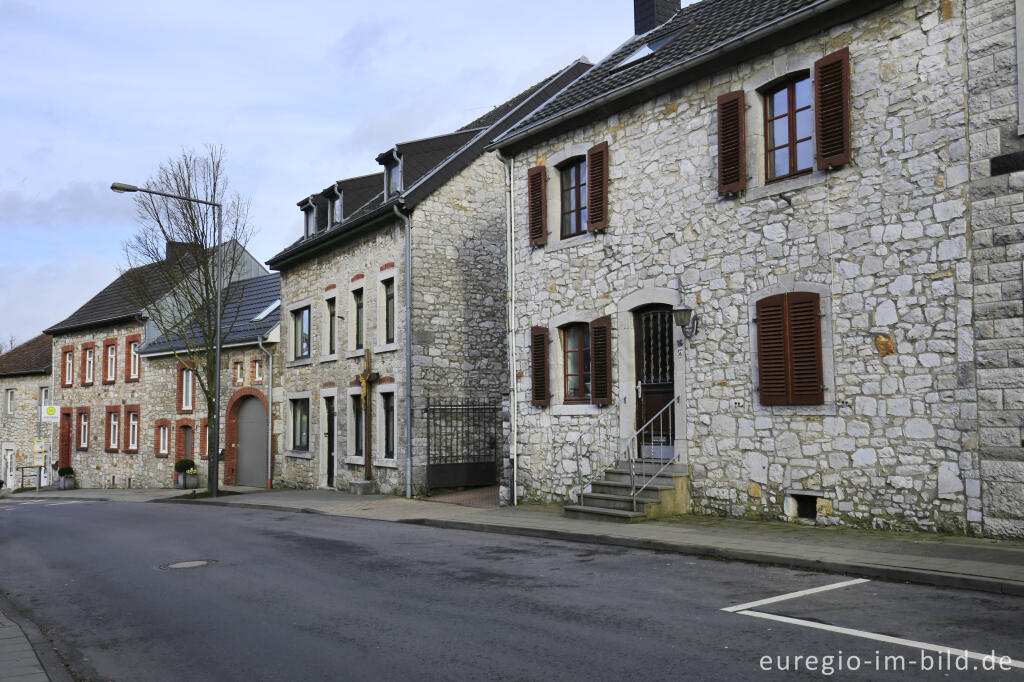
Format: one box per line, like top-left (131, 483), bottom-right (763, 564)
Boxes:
top-left (721, 578), bottom-right (869, 612)
top-left (46, 501), bottom-right (82, 506)
top-left (739, 609), bottom-right (1024, 670)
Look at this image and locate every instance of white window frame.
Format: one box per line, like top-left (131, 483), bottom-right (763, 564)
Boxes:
top-left (108, 412), bottom-right (119, 449)
top-left (376, 385), bottom-right (398, 465)
top-left (235, 361), bottom-right (244, 384)
top-left (84, 348), bottom-right (94, 383)
top-left (351, 286), bottom-right (365, 352)
top-left (375, 268), bottom-right (398, 353)
top-left (130, 341), bottom-right (140, 379)
top-left (159, 425), bottom-right (169, 454)
top-left (39, 387), bottom-right (49, 406)
top-left (323, 295), bottom-right (338, 359)
top-left (79, 412), bottom-right (89, 448)
top-left (4, 389), bottom-right (13, 414)
top-left (64, 351), bottom-right (73, 385)
top-left (345, 385), bottom-right (365, 463)
top-left (182, 368), bottom-right (194, 411)
top-left (128, 412), bottom-right (139, 450)
top-left (253, 359), bottom-right (263, 382)
top-left (303, 205), bottom-right (315, 238)
top-left (106, 343), bottom-right (117, 381)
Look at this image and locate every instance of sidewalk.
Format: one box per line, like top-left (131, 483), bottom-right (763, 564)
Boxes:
top-left (13, 487), bottom-right (1024, 597)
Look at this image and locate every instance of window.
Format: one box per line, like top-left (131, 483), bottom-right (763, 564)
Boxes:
top-left (234, 361), bottom-right (244, 385)
top-left (127, 410), bottom-right (139, 451)
top-left (104, 341), bottom-right (117, 382)
top-left (351, 395), bottom-right (364, 458)
top-left (5, 388), bottom-right (14, 414)
top-left (83, 347), bottom-right (94, 384)
top-left (182, 368), bottom-right (194, 411)
top-left (387, 163), bottom-right (401, 196)
top-left (292, 306), bottom-right (311, 359)
top-left (326, 297), bottom-right (337, 355)
top-left (765, 75), bottom-right (813, 181)
top-left (79, 411), bottom-right (89, 449)
top-left (353, 289), bottom-right (364, 350)
top-left (382, 279), bottom-right (395, 344)
top-left (159, 425), bottom-right (169, 455)
top-left (559, 157), bottom-right (588, 238)
top-left (755, 292), bottom-right (824, 406)
top-left (253, 359), bottom-right (263, 383)
top-left (331, 195), bottom-right (342, 224)
top-left (63, 350), bottom-right (74, 386)
top-left (382, 393), bottom-right (394, 460)
top-left (129, 341), bottom-right (140, 380)
top-left (304, 208), bottom-right (315, 238)
top-left (291, 399), bottom-right (309, 451)
top-left (39, 387), bottom-right (48, 406)
top-left (562, 324), bottom-right (591, 403)
top-left (107, 410), bottom-right (119, 451)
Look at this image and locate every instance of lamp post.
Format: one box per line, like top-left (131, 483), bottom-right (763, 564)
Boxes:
top-left (111, 182), bottom-right (223, 498)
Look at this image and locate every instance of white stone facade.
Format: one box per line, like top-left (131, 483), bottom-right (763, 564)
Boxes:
top-left (0, 373), bottom-right (56, 488)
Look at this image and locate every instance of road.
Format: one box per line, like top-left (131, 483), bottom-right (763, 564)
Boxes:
top-left (1, 499), bottom-right (1022, 680)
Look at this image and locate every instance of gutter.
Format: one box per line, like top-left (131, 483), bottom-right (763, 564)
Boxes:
top-left (267, 204), bottom-right (398, 271)
top-left (256, 333), bottom-right (275, 490)
top-left (392, 204), bottom-right (414, 499)
top-left (498, 150), bottom-right (518, 506)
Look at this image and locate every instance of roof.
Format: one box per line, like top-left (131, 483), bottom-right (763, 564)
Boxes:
top-left (267, 60), bottom-right (592, 270)
top-left (495, 0), bottom-right (892, 152)
top-left (138, 273), bottom-right (281, 355)
top-left (0, 334), bottom-right (52, 377)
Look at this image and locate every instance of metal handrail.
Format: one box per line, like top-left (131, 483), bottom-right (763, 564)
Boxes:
top-left (572, 395), bottom-right (626, 502)
top-left (624, 395), bottom-right (680, 511)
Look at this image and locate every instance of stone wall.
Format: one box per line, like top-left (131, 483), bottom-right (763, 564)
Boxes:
top-left (510, 0), bottom-right (988, 534)
top-left (967, 0), bottom-right (1024, 537)
top-left (0, 372), bottom-right (57, 488)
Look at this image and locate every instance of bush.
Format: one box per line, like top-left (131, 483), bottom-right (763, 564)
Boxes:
top-left (174, 459), bottom-right (196, 473)
top-left (57, 466), bottom-right (75, 477)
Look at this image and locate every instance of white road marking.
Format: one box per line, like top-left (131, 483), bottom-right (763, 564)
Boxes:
top-left (739, 610), bottom-right (1024, 670)
top-left (46, 501), bottom-right (82, 506)
top-left (721, 578), bottom-right (869, 613)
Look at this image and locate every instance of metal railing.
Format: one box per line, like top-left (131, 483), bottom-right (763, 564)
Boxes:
top-left (624, 395), bottom-right (680, 511)
top-left (572, 396), bottom-right (625, 503)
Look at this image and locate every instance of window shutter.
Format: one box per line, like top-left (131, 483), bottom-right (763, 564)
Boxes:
top-left (786, 292), bottom-right (824, 405)
top-left (756, 294), bottom-right (788, 406)
top-left (530, 326), bottom-right (549, 406)
top-left (587, 142), bottom-right (609, 232)
top-left (527, 166), bottom-right (547, 246)
top-left (717, 90), bottom-right (746, 194)
top-left (590, 315), bottom-right (613, 406)
top-left (814, 47), bottom-right (851, 169)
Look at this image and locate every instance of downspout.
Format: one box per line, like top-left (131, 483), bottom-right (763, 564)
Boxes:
top-left (392, 203), bottom-right (413, 499)
top-left (257, 333), bottom-right (274, 490)
top-left (498, 150), bottom-right (518, 506)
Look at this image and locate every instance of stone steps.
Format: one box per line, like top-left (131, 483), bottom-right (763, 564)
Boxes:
top-left (565, 458), bottom-right (690, 523)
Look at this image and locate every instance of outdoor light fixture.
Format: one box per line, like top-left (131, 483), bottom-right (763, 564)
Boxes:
top-left (110, 182), bottom-right (139, 193)
top-left (673, 303), bottom-right (700, 340)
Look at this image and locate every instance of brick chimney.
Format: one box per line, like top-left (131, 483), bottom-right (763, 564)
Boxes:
top-left (634, 0), bottom-right (678, 35)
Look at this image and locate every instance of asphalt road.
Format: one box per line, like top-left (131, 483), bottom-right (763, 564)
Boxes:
top-left (1, 499), bottom-right (1022, 681)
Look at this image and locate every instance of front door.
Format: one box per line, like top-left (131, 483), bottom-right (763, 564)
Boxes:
top-left (237, 397), bottom-right (268, 488)
top-left (634, 305), bottom-right (675, 459)
top-left (324, 397), bottom-right (335, 488)
top-left (59, 410), bottom-right (72, 468)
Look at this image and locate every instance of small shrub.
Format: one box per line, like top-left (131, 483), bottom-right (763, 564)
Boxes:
top-left (58, 466), bottom-right (75, 477)
top-left (174, 459), bottom-right (196, 473)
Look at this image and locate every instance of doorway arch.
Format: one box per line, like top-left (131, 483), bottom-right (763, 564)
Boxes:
top-left (225, 388), bottom-right (269, 487)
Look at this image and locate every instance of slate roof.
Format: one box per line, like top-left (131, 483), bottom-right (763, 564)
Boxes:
top-left (267, 60), bottom-right (592, 270)
top-left (495, 0), bottom-right (889, 151)
top-left (0, 334), bottom-right (52, 377)
top-left (138, 273), bottom-right (281, 355)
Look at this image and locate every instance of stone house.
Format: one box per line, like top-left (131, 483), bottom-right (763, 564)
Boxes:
top-left (491, 0), bottom-right (1021, 536)
top-left (43, 241), bottom-right (266, 489)
top-left (137, 272), bottom-right (282, 488)
top-left (266, 62), bottom-right (591, 495)
top-left (0, 335), bottom-right (56, 488)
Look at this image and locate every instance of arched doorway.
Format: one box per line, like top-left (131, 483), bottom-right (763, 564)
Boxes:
top-left (235, 396), bottom-right (267, 487)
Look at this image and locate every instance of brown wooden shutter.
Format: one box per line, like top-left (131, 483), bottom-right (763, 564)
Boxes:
top-left (786, 292), bottom-right (824, 405)
top-left (590, 315), bottom-right (612, 406)
top-left (527, 166), bottom-right (547, 246)
top-left (587, 142), bottom-right (609, 232)
top-left (530, 326), bottom-right (549, 406)
top-left (756, 294), bottom-right (788, 406)
top-left (717, 90), bottom-right (746, 194)
top-left (814, 47), bottom-right (851, 169)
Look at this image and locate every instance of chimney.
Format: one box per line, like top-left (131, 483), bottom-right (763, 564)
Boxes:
top-left (165, 241), bottom-right (194, 266)
top-left (634, 0), bottom-right (678, 35)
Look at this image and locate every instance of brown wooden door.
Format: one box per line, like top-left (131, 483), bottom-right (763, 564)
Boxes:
top-left (634, 306), bottom-right (674, 459)
top-left (59, 410), bottom-right (72, 468)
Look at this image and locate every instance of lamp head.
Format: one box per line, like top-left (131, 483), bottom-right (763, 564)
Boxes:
top-left (110, 182), bottom-right (139, 193)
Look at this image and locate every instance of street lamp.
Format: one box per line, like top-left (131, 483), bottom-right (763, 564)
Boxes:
top-left (111, 181), bottom-right (224, 498)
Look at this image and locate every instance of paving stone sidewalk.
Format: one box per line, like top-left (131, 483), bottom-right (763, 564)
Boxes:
top-left (14, 487), bottom-right (1024, 597)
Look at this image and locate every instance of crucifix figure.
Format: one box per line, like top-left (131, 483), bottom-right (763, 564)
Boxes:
top-left (356, 348), bottom-right (379, 481)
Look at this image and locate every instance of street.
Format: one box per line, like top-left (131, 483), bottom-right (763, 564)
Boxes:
top-left (1, 499), bottom-right (1022, 681)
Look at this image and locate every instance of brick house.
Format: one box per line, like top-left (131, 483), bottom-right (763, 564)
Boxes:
top-left (0, 335), bottom-right (56, 488)
top-left (137, 272), bottom-right (281, 488)
top-left (491, 0), bottom-right (1018, 536)
top-left (43, 241), bottom-right (267, 489)
top-left (266, 62), bottom-right (591, 495)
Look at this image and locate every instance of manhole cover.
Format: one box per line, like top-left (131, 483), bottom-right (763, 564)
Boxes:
top-left (159, 559), bottom-right (217, 570)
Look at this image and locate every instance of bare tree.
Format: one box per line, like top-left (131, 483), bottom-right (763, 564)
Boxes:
top-left (120, 146), bottom-right (255, 487)
top-left (0, 335), bottom-right (18, 355)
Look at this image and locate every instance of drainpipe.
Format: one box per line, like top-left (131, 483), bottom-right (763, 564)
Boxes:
top-left (498, 150), bottom-right (518, 506)
top-left (256, 333), bottom-right (274, 489)
top-left (392, 204), bottom-right (413, 499)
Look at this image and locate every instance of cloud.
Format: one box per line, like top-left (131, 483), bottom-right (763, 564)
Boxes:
top-left (0, 182), bottom-right (135, 233)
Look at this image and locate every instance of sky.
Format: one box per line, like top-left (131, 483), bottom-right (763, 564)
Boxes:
top-left (0, 0), bottom-right (651, 346)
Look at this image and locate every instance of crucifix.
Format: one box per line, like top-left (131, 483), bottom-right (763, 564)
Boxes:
top-left (356, 348), bottom-right (379, 481)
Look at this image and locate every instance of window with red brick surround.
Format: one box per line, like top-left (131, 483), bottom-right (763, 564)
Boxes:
top-left (233, 360), bottom-right (245, 386)
top-left (124, 405), bottom-right (140, 453)
top-left (102, 338), bottom-right (117, 385)
top-left (251, 359), bottom-right (264, 385)
top-left (199, 417), bottom-right (209, 460)
top-left (155, 419), bottom-right (171, 457)
top-left (62, 346), bottom-right (75, 387)
top-left (104, 406), bottom-right (121, 453)
top-left (76, 407), bottom-right (90, 451)
top-left (177, 363), bottom-right (196, 413)
top-left (81, 343), bottom-right (95, 386)
top-left (175, 418), bottom-right (196, 462)
top-left (125, 334), bottom-right (142, 382)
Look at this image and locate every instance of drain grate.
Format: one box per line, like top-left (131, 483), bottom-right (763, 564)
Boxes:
top-left (159, 559), bottom-right (217, 571)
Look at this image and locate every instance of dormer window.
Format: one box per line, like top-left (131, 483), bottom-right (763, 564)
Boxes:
top-left (304, 207), bottom-right (315, 238)
top-left (387, 163), bottom-right (402, 196)
top-left (330, 194), bottom-right (342, 225)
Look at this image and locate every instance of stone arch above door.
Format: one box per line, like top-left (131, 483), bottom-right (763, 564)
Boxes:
top-left (225, 387), bottom-right (269, 487)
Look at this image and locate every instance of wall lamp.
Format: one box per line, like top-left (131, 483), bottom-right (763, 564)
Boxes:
top-left (673, 303), bottom-right (700, 340)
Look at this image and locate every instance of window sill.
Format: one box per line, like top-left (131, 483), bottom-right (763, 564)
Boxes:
top-left (343, 456), bottom-right (365, 466)
top-left (551, 403), bottom-right (600, 416)
top-left (104, 448), bottom-right (119, 454)
top-left (546, 231), bottom-right (595, 253)
top-left (156, 453), bottom-right (169, 458)
top-left (285, 449), bottom-right (312, 460)
top-left (125, 449), bottom-right (138, 455)
top-left (742, 170), bottom-right (827, 202)
top-left (102, 379), bottom-right (115, 386)
top-left (319, 353), bottom-right (339, 363)
top-left (345, 349), bottom-right (367, 360)
top-left (373, 343), bottom-right (398, 355)
top-left (125, 377), bottom-right (140, 384)
top-left (374, 458), bottom-right (398, 469)
top-left (286, 357), bottom-right (313, 368)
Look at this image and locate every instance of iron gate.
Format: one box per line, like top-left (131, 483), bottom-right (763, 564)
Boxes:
top-left (425, 397), bottom-right (502, 489)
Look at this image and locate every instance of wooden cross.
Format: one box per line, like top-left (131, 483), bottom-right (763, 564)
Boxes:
top-left (356, 348), bottom-right (379, 481)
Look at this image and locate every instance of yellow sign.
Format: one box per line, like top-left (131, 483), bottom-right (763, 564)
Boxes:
top-left (33, 439), bottom-right (46, 466)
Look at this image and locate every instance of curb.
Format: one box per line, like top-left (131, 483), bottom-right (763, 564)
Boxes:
top-left (399, 518), bottom-right (1024, 598)
top-left (0, 590), bottom-right (74, 682)
top-left (157, 498), bottom-right (328, 515)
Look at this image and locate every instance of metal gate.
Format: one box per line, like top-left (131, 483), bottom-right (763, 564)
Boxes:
top-left (425, 397), bottom-right (502, 489)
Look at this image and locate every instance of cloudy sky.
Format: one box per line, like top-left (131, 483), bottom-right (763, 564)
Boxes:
top-left (0, 0), bottom-right (652, 345)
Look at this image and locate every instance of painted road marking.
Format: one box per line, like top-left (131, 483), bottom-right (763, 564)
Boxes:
top-left (46, 501), bottom-right (83, 506)
top-left (721, 578), bottom-right (869, 613)
top-left (738, 609), bottom-right (1024, 670)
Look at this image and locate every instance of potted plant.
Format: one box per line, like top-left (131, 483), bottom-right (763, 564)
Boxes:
top-left (174, 459), bottom-right (199, 489)
top-left (57, 466), bottom-right (77, 490)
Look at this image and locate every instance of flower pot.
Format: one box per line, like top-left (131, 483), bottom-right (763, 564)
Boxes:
top-left (59, 475), bottom-right (77, 490)
top-left (184, 473), bottom-right (199, 489)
